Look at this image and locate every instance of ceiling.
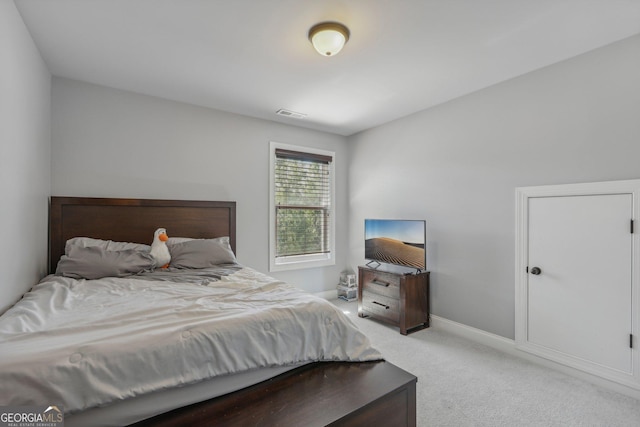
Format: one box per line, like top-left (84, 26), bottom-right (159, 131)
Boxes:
top-left (15, 0), bottom-right (640, 136)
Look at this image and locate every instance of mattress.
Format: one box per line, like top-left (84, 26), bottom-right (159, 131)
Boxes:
top-left (0, 265), bottom-right (381, 425)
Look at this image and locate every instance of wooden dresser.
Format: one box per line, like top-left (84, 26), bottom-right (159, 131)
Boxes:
top-left (358, 266), bottom-right (429, 335)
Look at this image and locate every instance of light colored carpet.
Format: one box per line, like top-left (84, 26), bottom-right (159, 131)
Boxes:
top-left (331, 298), bottom-right (640, 427)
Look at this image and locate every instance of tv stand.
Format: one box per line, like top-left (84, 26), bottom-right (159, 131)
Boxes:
top-left (357, 266), bottom-right (430, 335)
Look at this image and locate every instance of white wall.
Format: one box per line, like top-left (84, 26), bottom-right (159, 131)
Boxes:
top-left (348, 34), bottom-right (640, 339)
top-left (0, 0), bottom-right (51, 314)
top-left (51, 77), bottom-right (349, 294)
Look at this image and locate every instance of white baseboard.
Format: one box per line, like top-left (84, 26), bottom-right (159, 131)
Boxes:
top-left (430, 315), bottom-right (640, 401)
top-left (430, 315), bottom-right (515, 353)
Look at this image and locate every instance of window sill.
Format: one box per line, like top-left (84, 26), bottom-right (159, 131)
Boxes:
top-left (270, 255), bottom-right (335, 272)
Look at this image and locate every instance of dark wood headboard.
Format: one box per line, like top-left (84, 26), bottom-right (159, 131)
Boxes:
top-left (49, 197), bottom-right (236, 274)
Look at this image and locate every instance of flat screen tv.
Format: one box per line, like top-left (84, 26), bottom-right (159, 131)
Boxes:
top-left (365, 219), bottom-right (426, 271)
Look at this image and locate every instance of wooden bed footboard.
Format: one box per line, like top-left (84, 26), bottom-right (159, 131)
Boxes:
top-left (130, 361), bottom-right (417, 427)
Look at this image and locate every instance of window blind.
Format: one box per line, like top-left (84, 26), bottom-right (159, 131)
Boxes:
top-left (274, 148), bottom-right (332, 258)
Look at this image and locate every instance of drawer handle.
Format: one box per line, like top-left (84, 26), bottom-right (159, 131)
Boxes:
top-left (372, 301), bottom-right (390, 310)
top-left (371, 279), bottom-right (390, 287)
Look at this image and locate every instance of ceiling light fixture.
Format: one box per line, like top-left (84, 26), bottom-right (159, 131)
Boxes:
top-left (308, 22), bottom-right (350, 57)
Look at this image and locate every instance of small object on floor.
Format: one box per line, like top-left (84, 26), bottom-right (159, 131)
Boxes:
top-left (337, 284), bottom-right (357, 301)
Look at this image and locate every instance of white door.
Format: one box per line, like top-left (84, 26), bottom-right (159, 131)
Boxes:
top-left (527, 194), bottom-right (633, 374)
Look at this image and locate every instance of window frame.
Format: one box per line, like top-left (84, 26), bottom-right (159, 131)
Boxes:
top-left (269, 141), bottom-right (336, 272)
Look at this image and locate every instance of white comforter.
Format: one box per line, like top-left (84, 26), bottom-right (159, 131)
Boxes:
top-left (0, 266), bottom-right (381, 414)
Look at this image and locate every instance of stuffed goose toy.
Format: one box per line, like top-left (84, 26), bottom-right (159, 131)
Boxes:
top-left (150, 228), bottom-right (171, 268)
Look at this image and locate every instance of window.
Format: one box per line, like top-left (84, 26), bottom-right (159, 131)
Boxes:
top-left (269, 142), bottom-right (335, 271)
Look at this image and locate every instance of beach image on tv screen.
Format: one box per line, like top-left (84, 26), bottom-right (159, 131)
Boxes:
top-left (365, 220), bottom-right (425, 270)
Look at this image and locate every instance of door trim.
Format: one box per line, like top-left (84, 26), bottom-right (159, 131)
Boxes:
top-left (515, 179), bottom-right (640, 389)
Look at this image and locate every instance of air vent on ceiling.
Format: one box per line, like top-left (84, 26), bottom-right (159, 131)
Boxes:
top-left (276, 109), bottom-right (307, 119)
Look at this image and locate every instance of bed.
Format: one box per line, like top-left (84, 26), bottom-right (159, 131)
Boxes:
top-left (0, 197), bottom-right (417, 426)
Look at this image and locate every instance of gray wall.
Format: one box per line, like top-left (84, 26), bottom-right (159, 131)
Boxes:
top-left (51, 77), bottom-right (349, 294)
top-left (0, 0), bottom-right (51, 314)
top-left (347, 34), bottom-right (640, 339)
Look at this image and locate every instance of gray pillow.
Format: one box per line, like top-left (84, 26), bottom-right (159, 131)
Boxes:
top-left (168, 237), bottom-right (236, 269)
top-left (56, 245), bottom-right (156, 280)
top-left (166, 236), bottom-right (227, 245)
top-left (65, 237), bottom-right (150, 254)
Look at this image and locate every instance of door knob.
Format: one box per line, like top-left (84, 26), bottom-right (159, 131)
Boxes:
top-left (530, 267), bottom-right (542, 275)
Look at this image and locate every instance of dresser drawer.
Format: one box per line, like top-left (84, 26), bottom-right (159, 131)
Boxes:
top-left (361, 292), bottom-right (400, 323)
top-left (360, 269), bottom-right (401, 299)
